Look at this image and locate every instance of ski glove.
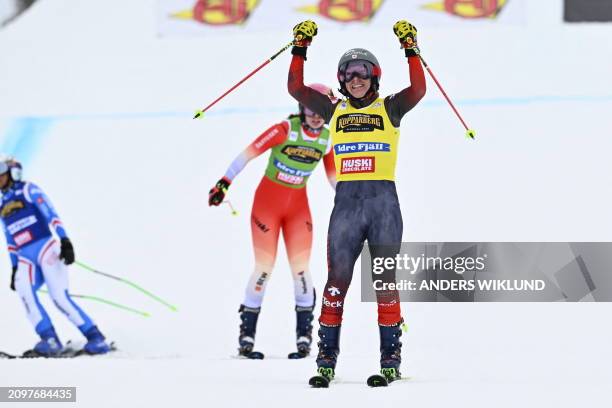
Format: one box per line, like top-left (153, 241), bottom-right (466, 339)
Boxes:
top-left (59, 238), bottom-right (75, 265)
top-left (393, 20), bottom-right (420, 57)
top-left (291, 20), bottom-right (317, 59)
top-left (10, 266), bottom-right (16, 291)
top-left (208, 177), bottom-right (231, 206)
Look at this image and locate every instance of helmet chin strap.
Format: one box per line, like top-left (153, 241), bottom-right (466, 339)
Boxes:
top-left (302, 122), bottom-right (323, 135)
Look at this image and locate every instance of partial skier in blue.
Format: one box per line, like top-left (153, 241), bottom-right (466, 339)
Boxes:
top-left (0, 157), bottom-right (111, 356)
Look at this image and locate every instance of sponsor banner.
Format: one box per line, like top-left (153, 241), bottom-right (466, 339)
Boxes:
top-left (360, 242), bottom-right (612, 302)
top-left (564, 0), bottom-right (612, 22)
top-left (340, 156), bottom-right (375, 174)
top-left (280, 145), bottom-right (322, 164)
top-left (276, 172), bottom-right (304, 185)
top-left (14, 230), bottom-right (33, 246)
top-left (7, 215), bottom-right (37, 235)
top-left (334, 141), bottom-right (390, 155)
top-left (157, 0), bottom-right (526, 37)
top-left (273, 159), bottom-right (312, 177)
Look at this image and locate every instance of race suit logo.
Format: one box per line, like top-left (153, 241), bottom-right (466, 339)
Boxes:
top-left (273, 159), bottom-right (313, 177)
top-left (328, 286), bottom-right (341, 296)
top-left (422, 0), bottom-right (508, 19)
top-left (335, 113), bottom-right (384, 133)
top-left (323, 297), bottom-right (343, 308)
top-left (7, 215), bottom-right (37, 235)
top-left (14, 230), bottom-right (33, 246)
top-left (255, 272), bottom-right (268, 292)
top-left (281, 145), bottom-right (323, 164)
top-left (1, 200), bottom-right (25, 218)
top-left (340, 157), bottom-right (375, 174)
top-left (172, 0), bottom-right (260, 25)
top-left (276, 172), bottom-right (304, 185)
top-left (297, 0), bottom-right (385, 22)
top-left (297, 271), bottom-right (308, 294)
top-left (251, 216), bottom-right (270, 233)
top-left (334, 142), bottom-right (390, 155)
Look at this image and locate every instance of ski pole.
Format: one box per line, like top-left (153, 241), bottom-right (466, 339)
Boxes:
top-left (222, 199), bottom-right (238, 216)
top-left (418, 54), bottom-right (476, 140)
top-left (39, 289), bottom-right (150, 317)
top-left (193, 41), bottom-right (294, 119)
top-left (74, 261), bottom-right (178, 312)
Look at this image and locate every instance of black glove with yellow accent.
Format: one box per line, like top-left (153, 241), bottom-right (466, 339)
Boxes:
top-left (291, 20), bottom-right (318, 59)
top-left (208, 177), bottom-right (231, 207)
top-left (393, 20), bottom-right (419, 57)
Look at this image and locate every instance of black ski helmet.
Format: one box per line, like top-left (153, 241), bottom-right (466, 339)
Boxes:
top-left (337, 48), bottom-right (381, 96)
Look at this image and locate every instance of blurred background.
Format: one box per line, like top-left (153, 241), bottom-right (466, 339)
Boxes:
top-left (0, 1), bottom-right (611, 407)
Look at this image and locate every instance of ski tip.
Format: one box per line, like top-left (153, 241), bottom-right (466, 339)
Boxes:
top-left (367, 374), bottom-right (389, 387)
top-left (237, 350), bottom-right (264, 360)
top-left (248, 351), bottom-right (264, 360)
top-left (309, 375), bottom-right (330, 388)
top-left (288, 351), bottom-right (309, 359)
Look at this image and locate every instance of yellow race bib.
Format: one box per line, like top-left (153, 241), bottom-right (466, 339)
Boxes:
top-left (331, 98), bottom-right (399, 181)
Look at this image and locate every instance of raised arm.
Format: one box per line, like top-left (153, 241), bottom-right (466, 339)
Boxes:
top-left (288, 21), bottom-right (336, 123)
top-left (385, 21), bottom-right (427, 127)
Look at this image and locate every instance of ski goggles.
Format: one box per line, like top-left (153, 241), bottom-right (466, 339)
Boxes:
top-left (338, 60), bottom-right (374, 83)
top-left (0, 162), bottom-right (8, 175)
top-left (303, 107), bottom-right (321, 117)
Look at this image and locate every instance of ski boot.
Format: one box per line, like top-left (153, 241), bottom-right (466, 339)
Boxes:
top-left (289, 290), bottom-right (316, 359)
top-left (23, 328), bottom-right (63, 358)
top-left (378, 320), bottom-right (403, 382)
top-left (81, 326), bottom-right (111, 355)
top-left (238, 305), bottom-right (264, 359)
top-left (309, 323), bottom-right (340, 388)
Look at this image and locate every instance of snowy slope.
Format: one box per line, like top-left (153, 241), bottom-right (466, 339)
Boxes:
top-left (0, 0), bottom-right (612, 407)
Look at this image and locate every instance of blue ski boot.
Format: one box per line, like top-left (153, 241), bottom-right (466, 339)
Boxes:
top-left (289, 289), bottom-right (316, 359)
top-left (238, 305), bottom-right (264, 359)
top-left (379, 320), bottom-right (403, 382)
top-left (82, 326), bottom-right (111, 355)
top-left (24, 328), bottom-right (63, 357)
top-left (309, 323), bottom-right (341, 387)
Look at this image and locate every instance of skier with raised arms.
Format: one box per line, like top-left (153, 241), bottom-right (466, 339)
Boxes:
top-left (0, 156), bottom-right (111, 357)
top-left (287, 20), bottom-right (426, 385)
top-left (208, 85), bottom-right (336, 359)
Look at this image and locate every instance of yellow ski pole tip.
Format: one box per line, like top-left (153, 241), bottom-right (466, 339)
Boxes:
top-left (193, 110), bottom-right (205, 119)
top-left (231, 210), bottom-right (239, 216)
top-left (466, 129), bottom-right (476, 140)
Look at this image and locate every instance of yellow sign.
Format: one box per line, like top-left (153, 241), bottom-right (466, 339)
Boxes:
top-left (172, 0), bottom-right (260, 25)
top-left (422, 0), bottom-right (508, 19)
top-left (297, 0), bottom-right (385, 23)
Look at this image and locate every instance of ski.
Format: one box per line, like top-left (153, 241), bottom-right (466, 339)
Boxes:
top-left (288, 348), bottom-right (309, 359)
top-left (367, 374), bottom-right (389, 387)
top-left (308, 375), bottom-right (330, 388)
top-left (367, 368), bottom-right (401, 387)
top-left (0, 341), bottom-right (116, 359)
top-left (0, 351), bottom-right (18, 359)
top-left (308, 367), bottom-right (334, 388)
top-left (238, 350), bottom-right (264, 360)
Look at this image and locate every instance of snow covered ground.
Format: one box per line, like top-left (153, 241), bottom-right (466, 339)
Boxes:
top-left (1, 0), bottom-right (612, 406)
